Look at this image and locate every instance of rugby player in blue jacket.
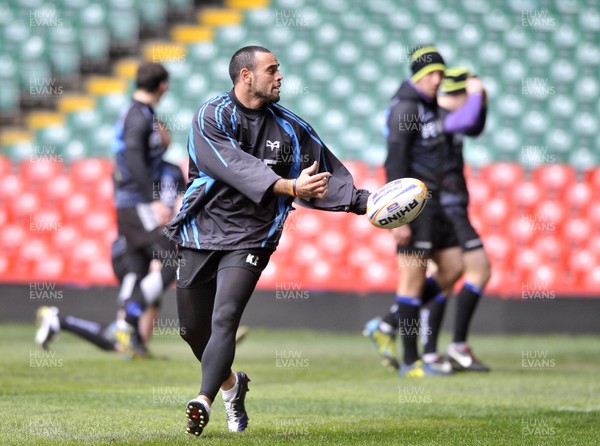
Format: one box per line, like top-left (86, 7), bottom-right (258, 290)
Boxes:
top-left (164, 46), bottom-right (370, 436)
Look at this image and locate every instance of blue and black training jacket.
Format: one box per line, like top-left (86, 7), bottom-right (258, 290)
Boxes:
top-left (164, 90), bottom-right (368, 252)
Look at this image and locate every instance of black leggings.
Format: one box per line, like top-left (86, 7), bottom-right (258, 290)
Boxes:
top-left (177, 265), bottom-right (261, 401)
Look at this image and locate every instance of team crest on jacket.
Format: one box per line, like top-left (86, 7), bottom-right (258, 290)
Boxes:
top-left (266, 140), bottom-right (280, 151)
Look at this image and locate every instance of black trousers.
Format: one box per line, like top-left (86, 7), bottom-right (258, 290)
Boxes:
top-left (176, 248), bottom-right (270, 401)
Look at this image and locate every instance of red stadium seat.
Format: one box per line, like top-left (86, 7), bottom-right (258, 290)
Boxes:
top-left (531, 234), bottom-right (566, 269)
top-left (527, 264), bottom-right (561, 290)
top-left (568, 181), bottom-right (592, 216)
top-left (479, 197), bottom-right (511, 231)
top-left (43, 174), bottom-right (73, 205)
top-left (532, 164), bottom-right (576, 199)
top-left (533, 200), bottom-right (566, 233)
top-left (0, 174), bottom-right (23, 206)
top-left (569, 249), bottom-right (596, 284)
top-left (316, 229), bottom-right (349, 264)
top-left (19, 238), bottom-right (50, 273)
top-left (513, 247), bottom-right (540, 282)
top-left (506, 216), bottom-right (537, 246)
top-left (562, 218), bottom-right (592, 249)
top-left (0, 156), bottom-right (13, 176)
top-left (81, 210), bottom-right (116, 237)
top-left (32, 254), bottom-right (65, 281)
top-left (84, 256), bottom-right (117, 285)
top-left (347, 210), bottom-right (379, 242)
top-left (19, 160), bottom-right (63, 190)
top-left (343, 160), bottom-right (369, 188)
top-left (584, 201), bottom-right (600, 228)
top-left (94, 177), bottom-right (115, 208)
top-left (0, 207), bottom-right (7, 227)
top-left (0, 224), bottom-right (26, 256)
top-left (466, 176), bottom-right (491, 210)
top-left (586, 167), bottom-right (600, 198)
top-left (360, 260), bottom-right (396, 292)
top-left (69, 158), bottom-right (113, 191)
top-left (63, 238), bottom-right (104, 281)
top-left (288, 208), bottom-right (322, 241)
top-left (483, 234), bottom-right (514, 269)
top-left (479, 163), bottom-right (524, 196)
top-left (28, 209), bottom-right (63, 239)
top-left (511, 180), bottom-right (541, 214)
top-left (50, 225), bottom-right (82, 254)
top-left (294, 241), bottom-right (321, 266)
top-left (584, 266), bottom-right (600, 293)
top-left (9, 191), bottom-right (39, 225)
top-left (61, 192), bottom-right (91, 224)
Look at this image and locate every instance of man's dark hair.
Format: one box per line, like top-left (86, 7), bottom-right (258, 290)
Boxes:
top-left (136, 62), bottom-right (169, 92)
top-left (229, 45), bottom-right (272, 84)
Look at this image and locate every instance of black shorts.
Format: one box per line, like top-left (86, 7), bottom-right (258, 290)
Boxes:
top-left (397, 200), bottom-right (459, 257)
top-left (177, 248), bottom-right (272, 289)
top-left (117, 205), bottom-right (169, 252)
top-left (443, 205), bottom-right (484, 252)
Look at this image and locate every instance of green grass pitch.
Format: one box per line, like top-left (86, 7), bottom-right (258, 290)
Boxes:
top-left (0, 324), bottom-right (598, 445)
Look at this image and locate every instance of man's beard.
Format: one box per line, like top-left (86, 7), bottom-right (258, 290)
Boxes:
top-left (254, 86), bottom-right (280, 104)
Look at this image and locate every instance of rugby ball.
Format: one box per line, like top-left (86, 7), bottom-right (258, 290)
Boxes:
top-left (366, 178), bottom-right (428, 229)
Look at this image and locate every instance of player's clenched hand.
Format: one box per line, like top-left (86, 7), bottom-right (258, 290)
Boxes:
top-left (392, 224), bottom-right (411, 246)
top-left (295, 161), bottom-right (330, 199)
top-left (466, 77), bottom-right (484, 94)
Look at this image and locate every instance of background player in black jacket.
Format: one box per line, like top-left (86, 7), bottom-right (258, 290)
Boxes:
top-left (34, 162), bottom-right (185, 356)
top-left (421, 68), bottom-right (491, 371)
top-left (364, 46), bottom-right (463, 377)
top-left (111, 62), bottom-right (179, 352)
top-left (164, 45), bottom-right (369, 437)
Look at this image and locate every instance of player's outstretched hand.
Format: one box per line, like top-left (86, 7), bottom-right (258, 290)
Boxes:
top-left (295, 161), bottom-right (331, 199)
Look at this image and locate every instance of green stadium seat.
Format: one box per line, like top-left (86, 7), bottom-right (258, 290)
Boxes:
top-left (2, 140), bottom-right (33, 162)
top-left (96, 93), bottom-right (129, 123)
top-left (522, 110), bottom-right (550, 135)
top-left (137, 0), bottom-right (167, 28)
top-left (477, 40), bottom-right (507, 66)
top-left (0, 79), bottom-right (20, 115)
top-left (243, 8), bottom-right (273, 28)
top-left (573, 112), bottom-right (598, 137)
top-left (296, 94), bottom-right (325, 121)
top-left (550, 58), bottom-right (578, 90)
top-left (68, 108), bottom-right (101, 134)
top-left (575, 76), bottom-right (599, 103)
top-left (463, 141), bottom-right (493, 169)
top-left (569, 147), bottom-right (597, 173)
top-left (548, 94), bottom-right (575, 120)
top-left (552, 24), bottom-right (579, 49)
top-left (543, 128), bottom-right (572, 161)
top-left (347, 93), bottom-right (376, 118)
top-left (457, 23), bottom-right (483, 48)
top-left (214, 25), bottom-right (248, 52)
top-left (496, 94), bottom-right (524, 118)
top-left (360, 25), bottom-right (386, 49)
top-left (187, 42), bottom-right (217, 65)
top-left (34, 125), bottom-right (71, 157)
top-left (527, 41), bottom-right (554, 66)
top-left (333, 41), bottom-right (360, 66)
top-left (387, 7), bottom-right (413, 31)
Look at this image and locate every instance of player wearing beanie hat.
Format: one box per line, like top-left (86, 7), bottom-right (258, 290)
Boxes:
top-left (410, 45), bottom-right (446, 83)
top-left (420, 66), bottom-right (491, 372)
top-left (439, 67), bottom-right (471, 95)
top-left (364, 45), bottom-right (462, 377)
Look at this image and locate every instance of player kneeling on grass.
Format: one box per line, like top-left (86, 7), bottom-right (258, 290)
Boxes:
top-left (163, 46), bottom-right (370, 437)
